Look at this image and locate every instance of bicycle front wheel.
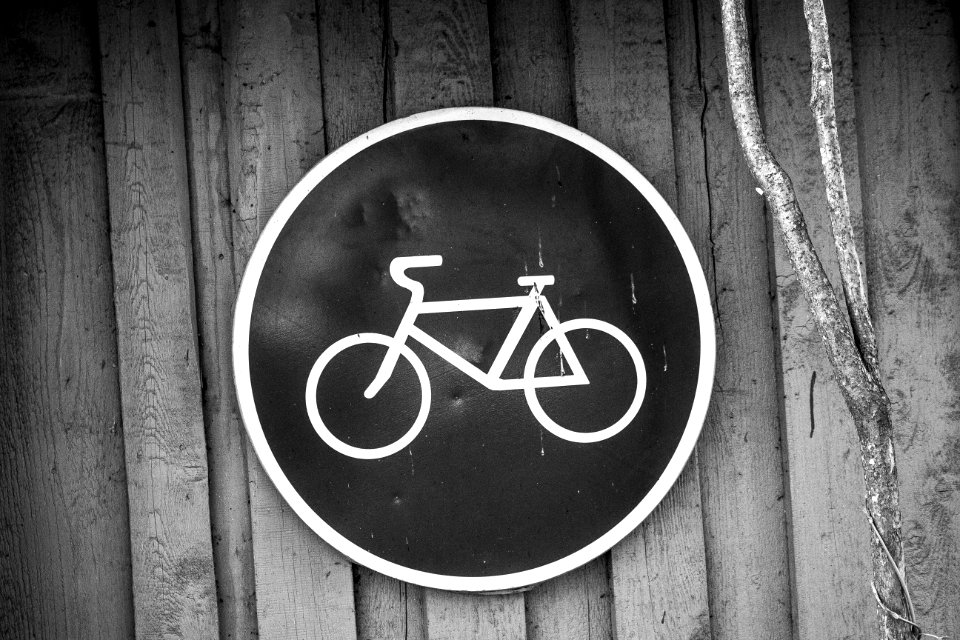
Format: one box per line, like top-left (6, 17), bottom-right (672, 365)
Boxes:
top-left (305, 333), bottom-right (431, 459)
top-left (523, 318), bottom-right (646, 443)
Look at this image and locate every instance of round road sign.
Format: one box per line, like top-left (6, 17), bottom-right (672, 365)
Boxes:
top-left (233, 107), bottom-right (715, 592)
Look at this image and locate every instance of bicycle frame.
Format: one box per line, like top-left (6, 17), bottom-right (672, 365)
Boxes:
top-left (364, 256), bottom-right (588, 398)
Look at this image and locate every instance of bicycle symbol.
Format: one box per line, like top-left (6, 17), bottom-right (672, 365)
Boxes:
top-left (305, 255), bottom-right (647, 459)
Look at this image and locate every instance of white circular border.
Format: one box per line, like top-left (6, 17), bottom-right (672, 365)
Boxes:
top-left (233, 107), bottom-right (716, 592)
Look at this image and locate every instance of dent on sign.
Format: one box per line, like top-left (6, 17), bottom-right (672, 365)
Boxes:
top-left (232, 107), bottom-right (716, 592)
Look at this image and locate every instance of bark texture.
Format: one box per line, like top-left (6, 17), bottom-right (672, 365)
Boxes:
top-left (719, 1), bottom-right (918, 638)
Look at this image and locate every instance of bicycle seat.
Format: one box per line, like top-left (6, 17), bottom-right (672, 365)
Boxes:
top-left (517, 275), bottom-right (555, 288)
top-left (390, 255), bottom-right (442, 293)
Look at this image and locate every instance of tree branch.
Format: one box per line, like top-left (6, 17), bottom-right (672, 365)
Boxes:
top-left (720, 0), bottom-right (879, 417)
top-left (719, 1), bottom-right (918, 638)
top-left (803, 0), bottom-right (880, 377)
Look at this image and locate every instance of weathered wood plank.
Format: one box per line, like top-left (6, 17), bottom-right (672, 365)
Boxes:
top-left (850, 0), bottom-right (960, 634)
top-left (488, 0), bottom-right (575, 124)
top-left (754, 0), bottom-right (873, 637)
top-left (389, 1), bottom-right (523, 637)
top-left (319, 0), bottom-right (388, 149)
top-left (352, 568), bottom-right (426, 640)
top-left (487, 2), bottom-right (611, 638)
top-left (177, 1), bottom-right (258, 638)
top-left (570, 1), bottom-right (712, 638)
top-left (220, 0), bottom-right (358, 637)
top-left (0, 4), bottom-right (134, 638)
top-left (663, 1), bottom-right (793, 638)
top-left (391, 0), bottom-right (494, 120)
top-left (97, 0), bottom-right (220, 637)
top-left (317, 1), bottom-right (426, 637)
top-left (571, 0), bottom-right (680, 200)
top-left (523, 561), bottom-right (611, 640)
top-left (422, 592), bottom-right (524, 640)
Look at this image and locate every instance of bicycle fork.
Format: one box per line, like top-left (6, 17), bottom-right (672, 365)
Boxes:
top-left (365, 321), bottom-right (419, 402)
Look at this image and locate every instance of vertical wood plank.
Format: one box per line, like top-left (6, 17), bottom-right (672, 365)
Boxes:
top-left (487, 2), bottom-right (611, 638)
top-left (488, 0), bottom-right (574, 124)
top-left (319, 0), bottom-right (389, 150)
top-left (317, 1), bottom-right (426, 638)
top-left (97, 0), bottom-right (221, 637)
top-left (0, 4), bottom-right (134, 638)
top-left (522, 560), bottom-right (611, 640)
top-left (177, 1), bottom-right (258, 638)
top-left (389, 2), bottom-right (523, 637)
top-left (754, 0), bottom-right (873, 637)
top-left (570, 1), bottom-right (712, 638)
top-left (572, 0), bottom-right (678, 204)
top-left (663, 1), bottom-right (793, 638)
top-left (423, 592), bottom-right (525, 640)
top-left (220, 0), bottom-right (358, 637)
top-left (850, 0), bottom-right (960, 634)
top-left (352, 567), bottom-right (426, 640)
top-left (391, 0), bottom-right (494, 119)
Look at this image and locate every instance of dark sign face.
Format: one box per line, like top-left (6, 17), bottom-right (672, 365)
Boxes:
top-left (233, 108), bottom-right (714, 591)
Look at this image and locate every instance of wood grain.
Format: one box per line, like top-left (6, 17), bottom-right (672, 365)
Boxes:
top-left (423, 591), bottom-right (525, 640)
top-left (97, 0), bottom-right (221, 637)
top-left (318, 0), bottom-right (389, 149)
top-left (523, 561), bottom-right (611, 640)
top-left (571, 0), bottom-right (679, 204)
top-left (390, 0), bottom-right (494, 119)
top-left (220, 0), bottom-right (358, 637)
top-left (850, 0), bottom-right (960, 634)
top-left (317, 1), bottom-right (427, 637)
top-left (754, 0), bottom-right (873, 637)
top-left (177, 0), bottom-right (258, 638)
top-left (390, 2), bottom-right (523, 637)
top-left (4, 3), bottom-right (960, 639)
top-left (487, 2), bottom-right (610, 638)
top-left (488, 0), bottom-right (575, 124)
top-left (570, 1), bottom-right (712, 638)
top-left (0, 4), bottom-right (134, 638)
top-left (664, 1), bottom-right (792, 638)
top-left (352, 567), bottom-right (426, 640)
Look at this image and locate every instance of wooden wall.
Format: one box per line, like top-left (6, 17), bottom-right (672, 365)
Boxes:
top-left (1, 0), bottom-right (958, 638)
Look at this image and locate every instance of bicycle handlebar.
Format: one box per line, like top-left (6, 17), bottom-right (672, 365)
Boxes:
top-left (517, 275), bottom-right (555, 288)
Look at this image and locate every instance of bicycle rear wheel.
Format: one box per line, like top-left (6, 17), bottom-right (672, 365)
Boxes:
top-left (305, 333), bottom-right (431, 459)
top-left (523, 318), bottom-right (646, 443)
